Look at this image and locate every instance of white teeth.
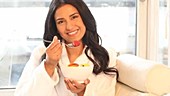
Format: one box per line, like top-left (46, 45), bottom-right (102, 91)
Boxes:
top-left (68, 31), bottom-right (77, 35)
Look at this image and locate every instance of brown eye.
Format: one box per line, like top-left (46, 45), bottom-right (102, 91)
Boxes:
top-left (57, 21), bottom-right (64, 24)
top-left (71, 15), bottom-right (79, 20)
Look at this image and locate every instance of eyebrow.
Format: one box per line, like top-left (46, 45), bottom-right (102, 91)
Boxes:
top-left (55, 12), bottom-right (79, 21)
top-left (70, 12), bottom-right (79, 17)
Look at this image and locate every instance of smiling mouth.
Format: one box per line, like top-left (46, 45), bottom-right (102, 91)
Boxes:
top-left (67, 30), bottom-right (78, 36)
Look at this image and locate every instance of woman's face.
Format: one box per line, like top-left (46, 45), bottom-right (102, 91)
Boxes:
top-left (54, 4), bottom-right (86, 43)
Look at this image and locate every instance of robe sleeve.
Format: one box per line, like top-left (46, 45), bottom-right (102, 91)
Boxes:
top-left (14, 45), bottom-right (60, 96)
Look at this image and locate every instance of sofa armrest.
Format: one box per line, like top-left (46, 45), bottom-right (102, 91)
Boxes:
top-left (116, 54), bottom-right (170, 96)
top-left (115, 82), bottom-right (149, 96)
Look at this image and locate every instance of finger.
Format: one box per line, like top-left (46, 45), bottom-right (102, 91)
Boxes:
top-left (47, 36), bottom-right (60, 50)
top-left (84, 79), bottom-right (90, 85)
top-left (50, 37), bottom-right (60, 50)
top-left (46, 41), bottom-right (61, 54)
top-left (55, 45), bottom-right (62, 57)
top-left (67, 79), bottom-right (77, 90)
top-left (64, 78), bottom-right (70, 90)
top-left (71, 80), bottom-right (85, 89)
top-left (52, 43), bottom-right (62, 54)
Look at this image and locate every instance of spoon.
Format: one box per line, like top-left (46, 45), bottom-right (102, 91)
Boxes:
top-left (43, 39), bottom-right (80, 47)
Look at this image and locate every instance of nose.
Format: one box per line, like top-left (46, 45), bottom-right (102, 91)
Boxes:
top-left (66, 20), bottom-right (74, 30)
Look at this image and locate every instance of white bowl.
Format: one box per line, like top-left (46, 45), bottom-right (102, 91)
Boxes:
top-left (60, 63), bottom-right (93, 83)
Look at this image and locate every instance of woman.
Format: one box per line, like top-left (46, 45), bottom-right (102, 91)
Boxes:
top-left (15, 0), bottom-right (118, 96)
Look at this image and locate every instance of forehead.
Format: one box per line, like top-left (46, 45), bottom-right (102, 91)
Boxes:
top-left (55, 4), bottom-right (79, 18)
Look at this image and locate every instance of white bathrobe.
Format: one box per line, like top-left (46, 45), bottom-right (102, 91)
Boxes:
top-left (14, 44), bottom-right (117, 96)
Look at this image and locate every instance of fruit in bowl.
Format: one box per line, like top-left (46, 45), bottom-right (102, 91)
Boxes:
top-left (60, 63), bottom-right (93, 83)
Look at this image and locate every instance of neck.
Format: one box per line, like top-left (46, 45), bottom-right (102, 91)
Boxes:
top-left (66, 42), bottom-right (84, 63)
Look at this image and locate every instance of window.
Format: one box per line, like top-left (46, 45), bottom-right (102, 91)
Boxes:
top-left (0, 0), bottom-right (50, 88)
top-left (137, 0), bottom-right (169, 65)
top-left (158, 0), bottom-right (169, 65)
top-left (0, 0), bottom-right (137, 89)
top-left (84, 0), bottom-right (137, 55)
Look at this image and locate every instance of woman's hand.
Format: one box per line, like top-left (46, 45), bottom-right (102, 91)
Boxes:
top-left (64, 78), bottom-right (90, 96)
top-left (45, 36), bottom-right (62, 76)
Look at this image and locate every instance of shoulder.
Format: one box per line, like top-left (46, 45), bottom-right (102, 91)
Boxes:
top-left (105, 47), bottom-right (118, 58)
top-left (105, 47), bottom-right (118, 67)
top-left (29, 43), bottom-right (46, 65)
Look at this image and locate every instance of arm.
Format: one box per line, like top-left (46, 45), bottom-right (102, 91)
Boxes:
top-left (14, 58), bottom-right (60, 96)
top-left (15, 36), bottom-right (62, 96)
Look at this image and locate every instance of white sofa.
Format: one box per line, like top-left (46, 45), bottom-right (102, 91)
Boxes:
top-left (2, 45), bottom-right (169, 96)
top-left (32, 44), bottom-right (170, 96)
top-left (115, 54), bottom-right (170, 96)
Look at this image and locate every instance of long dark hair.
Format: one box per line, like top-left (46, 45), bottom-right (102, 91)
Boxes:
top-left (43, 0), bottom-right (118, 78)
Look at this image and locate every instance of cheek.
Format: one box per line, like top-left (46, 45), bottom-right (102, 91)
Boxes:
top-left (57, 25), bottom-right (65, 34)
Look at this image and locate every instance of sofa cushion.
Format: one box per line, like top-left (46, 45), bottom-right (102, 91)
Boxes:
top-left (116, 54), bottom-right (170, 95)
